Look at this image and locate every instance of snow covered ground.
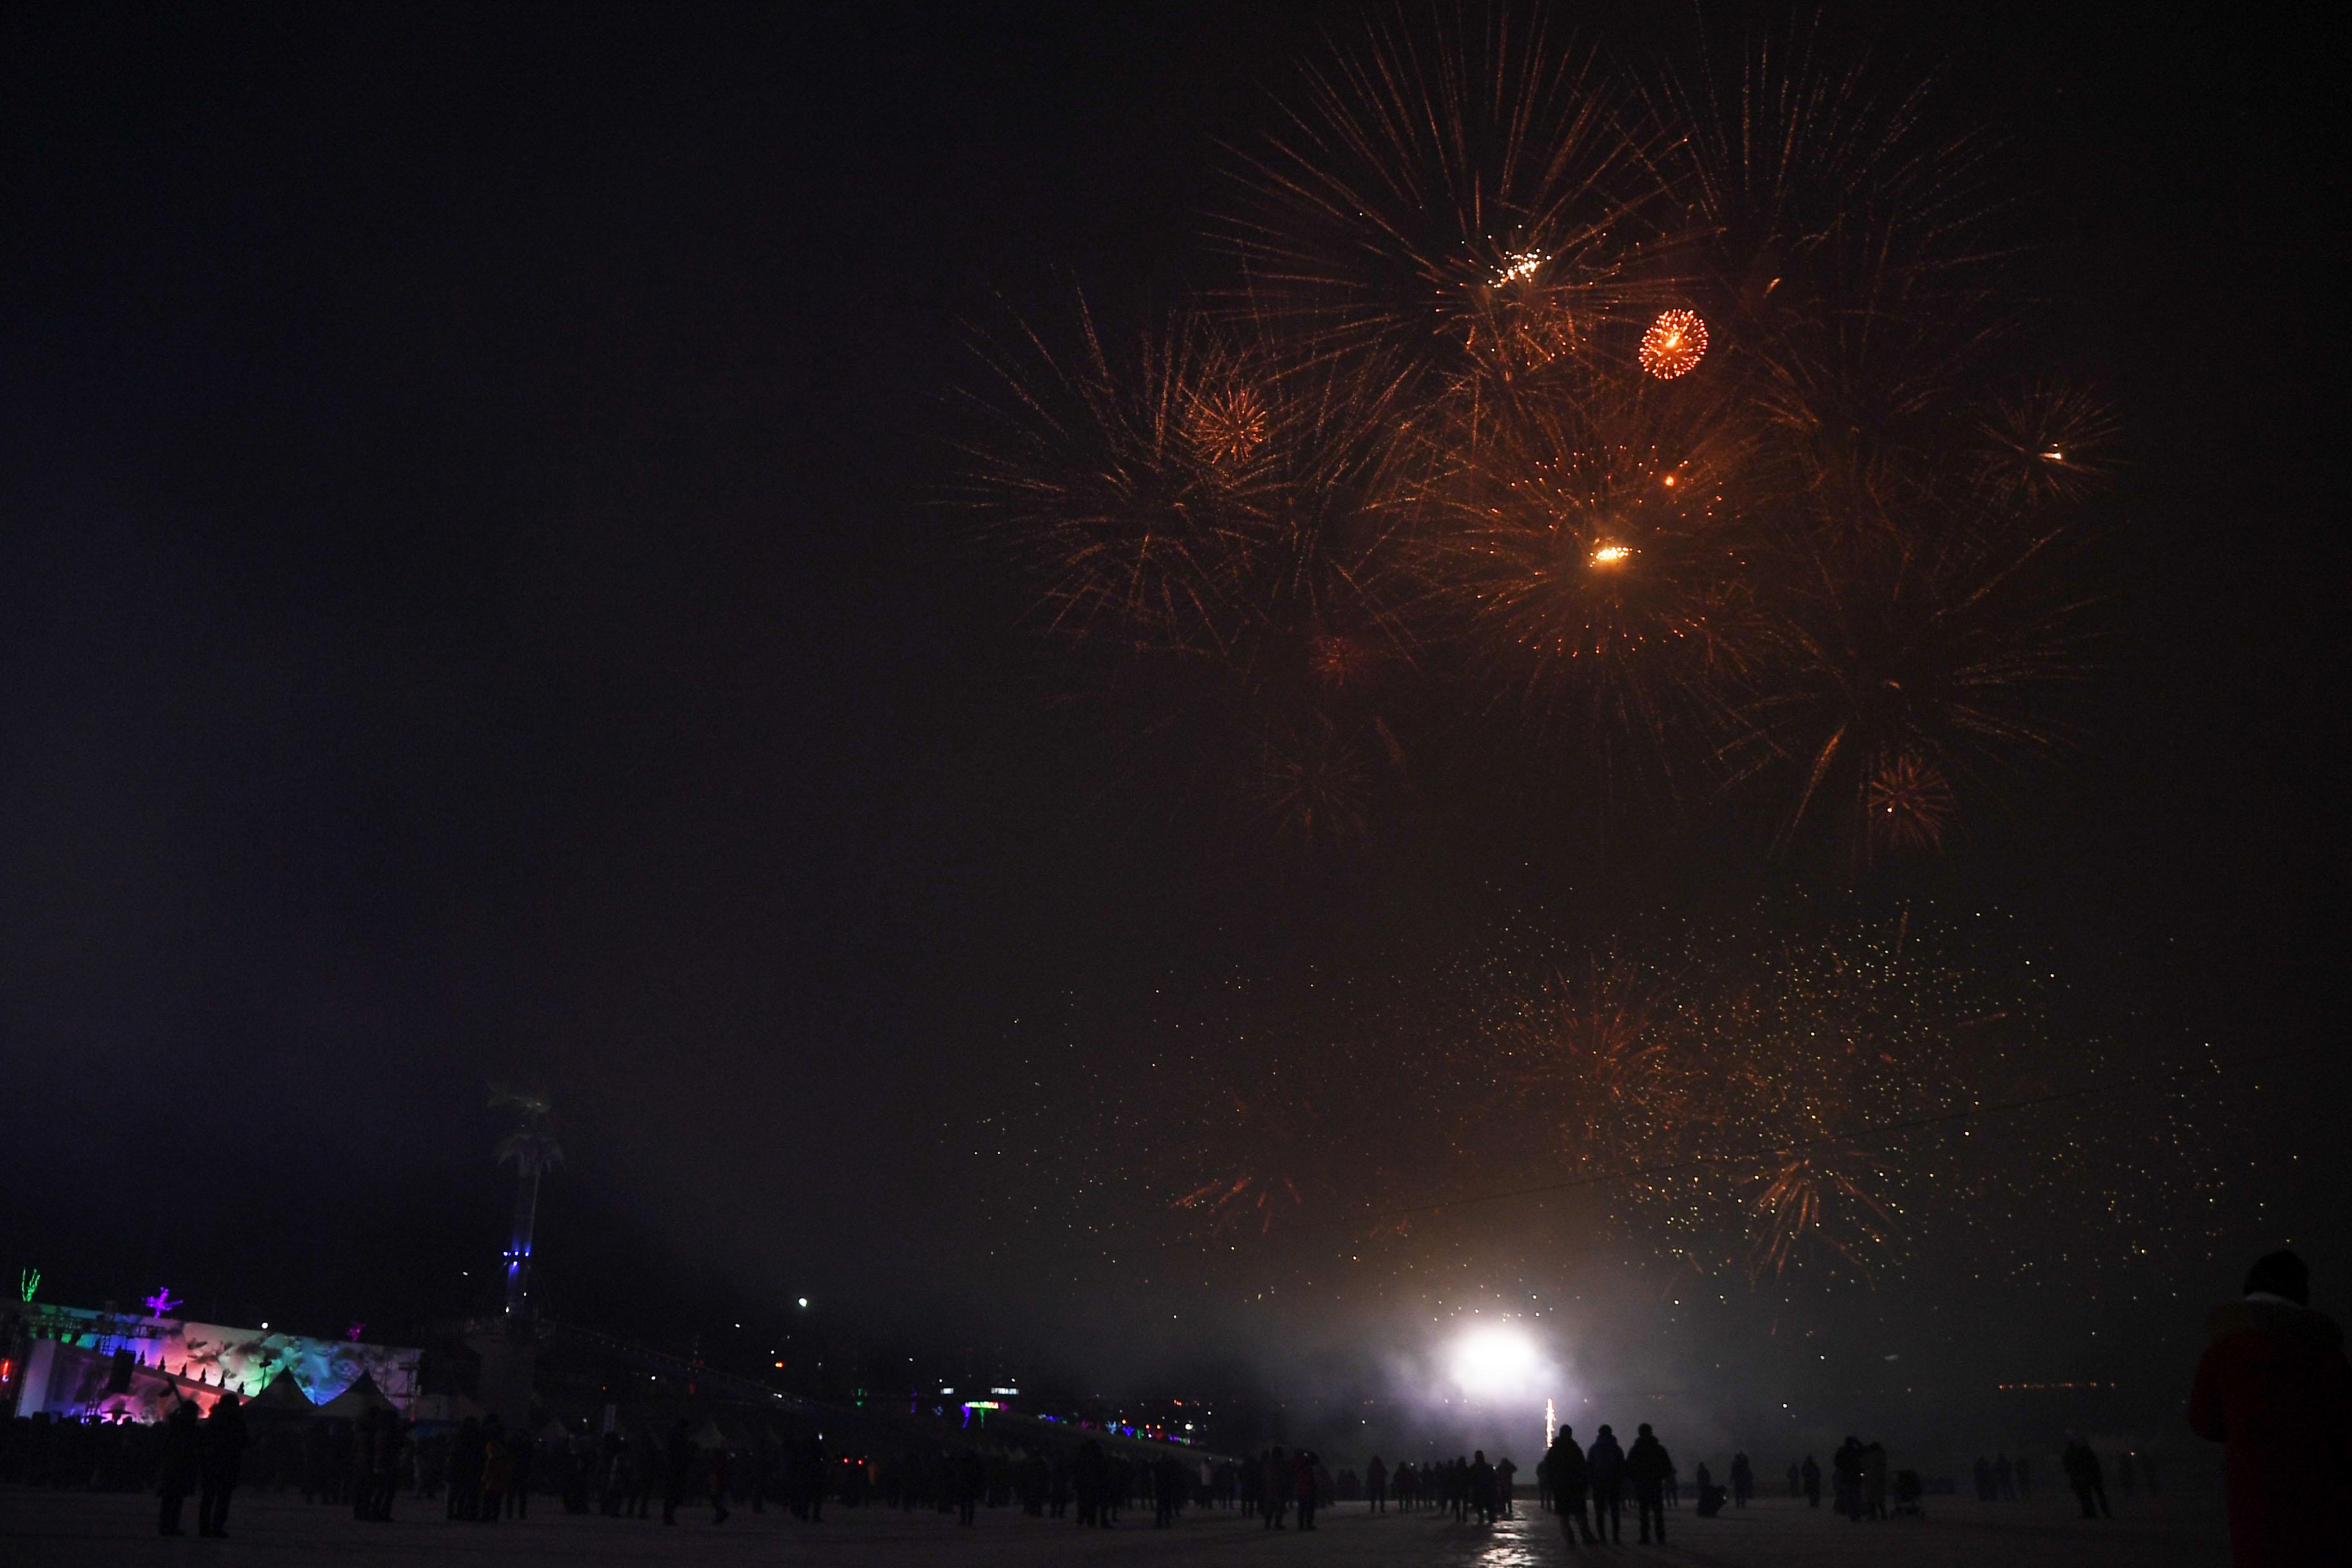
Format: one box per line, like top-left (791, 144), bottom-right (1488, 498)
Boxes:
top-left (2, 1489), bottom-right (2219, 1565)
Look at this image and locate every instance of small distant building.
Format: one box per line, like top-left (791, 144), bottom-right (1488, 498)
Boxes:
top-left (2, 1302), bottom-right (420, 1423)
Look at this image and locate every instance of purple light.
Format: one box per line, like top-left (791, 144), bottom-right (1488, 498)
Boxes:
top-left (142, 1288), bottom-right (182, 1317)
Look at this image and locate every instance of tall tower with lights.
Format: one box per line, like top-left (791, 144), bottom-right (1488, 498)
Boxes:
top-left (493, 1088), bottom-right (562, 1318)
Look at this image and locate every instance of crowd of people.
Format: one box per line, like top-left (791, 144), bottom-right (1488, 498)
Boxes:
top-left (3, 1248), bottom-right (2340, 1562)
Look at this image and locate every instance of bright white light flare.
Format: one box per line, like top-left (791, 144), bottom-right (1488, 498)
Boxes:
top-left (1448, 1322), bottom-right (1544, 1404)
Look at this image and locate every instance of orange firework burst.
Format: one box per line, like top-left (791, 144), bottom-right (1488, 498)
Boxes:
top-left (1638, 309), bottom-right (1709, 379)
top-left (1184, 375), bottom-right (1271, 469)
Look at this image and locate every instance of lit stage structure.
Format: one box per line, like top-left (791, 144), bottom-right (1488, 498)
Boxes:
top-left (2, 1302), bottom-right (420, 1424)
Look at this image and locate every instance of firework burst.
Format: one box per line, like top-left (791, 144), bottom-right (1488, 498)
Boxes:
top-left (1638, 309), bottom-right (1710, 379)
top-left (1412, 367), bottom-right (1761, 790)
top-left (1212, 5), bottom-right (1661, 415)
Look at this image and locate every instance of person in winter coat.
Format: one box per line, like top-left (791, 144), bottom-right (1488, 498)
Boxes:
top-left (1586, 1424), bottom-right (1625, 1541)
top-left (157, 1399), bottom-right (201, 1536)
top-left (1293, 1448), bottom-right (1320, 1531)
top-left (197, 1393), bottom-right (249, 1538)
top-left (1627, 1423), bottom-right (1672, 1545)
top-left (2189, 1250), bottom-right (2352, 1567)
top-left (1549, 1425), bottom-right (1596, 1544)
top-left (2062, 1436), bottom-right (2110, 1519)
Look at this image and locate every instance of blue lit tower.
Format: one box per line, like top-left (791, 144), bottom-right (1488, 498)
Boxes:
top-left (491, 1088), bottom-right (562, 1318)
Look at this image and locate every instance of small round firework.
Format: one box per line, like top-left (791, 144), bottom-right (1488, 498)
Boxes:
top-left (1867, 750), bottom-right (1957, 852)
top-left (1638, 309), bottom-right (1709, 379)
top-left (1185, 377), bottom-right (1271, 469)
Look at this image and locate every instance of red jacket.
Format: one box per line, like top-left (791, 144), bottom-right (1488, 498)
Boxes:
top-left (2187, 1297), bottom-right (2351, 1567)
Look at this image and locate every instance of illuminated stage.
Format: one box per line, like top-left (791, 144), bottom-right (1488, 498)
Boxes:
top-left (3, 1302), bottom-right (419, 1422)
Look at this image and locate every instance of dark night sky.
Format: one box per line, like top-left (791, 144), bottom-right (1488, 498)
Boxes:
top-left (1, 1), bottom-right (2342, 1417)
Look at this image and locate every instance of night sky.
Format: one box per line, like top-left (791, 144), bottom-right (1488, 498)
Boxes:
top-left (2, 2), bottom-right (2340, 1443)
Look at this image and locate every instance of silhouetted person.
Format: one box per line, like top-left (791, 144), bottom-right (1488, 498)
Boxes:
top-left (1627, 1422), bottom-right (1671, 1544)
top-left (954, 1447), bottom-right (983, 1525)
top-left (1153, 1453), bottom-right (1184, 1527)
top-left (1587, 1424), bottom-right (1624, 1541)
top-left (448, 1416), bottom-right (484, 1519)
top-left (369, 1411), bottom-right (404, 1522)
top-left (707, 1443), bottom-right (730, 1525)
top-left (1548, 1426), bottom-right (1595, 1544)
top-left (1801, 1453), bottom-right (1821, 1507)
top-left (2063, 1435), bottom-right (2110, 1520)
top-left (2015, 1455), bottom-right (2032, 1500)
top-left (1861, 1440), bottom-right (1888, 1520)
top-left (157, 1399), bottom-right (199, 1536)
top-left (1497, 1454), bottom-right (1517, 1516)
top-left (1832, 1436), bottom-right (1864, 1519)
top-left (1730, 1451), bottom-right (1752, 1507)
top-left (1469, 1449), bottom-right (1495, 1525)
top-left (2190, 1250), bottom-right (2352, 1567)
top-left (1294, 1448), bottom-right (1320, 1530)
top-left (662, 1420), bottom-right (696, 1525)
top-left (197, 1393), bottom-right (248, 1538)
top-left (801, 1433), bottom-right (827, 1521)
top-left (1261, 1446), bottom-right (1287, 1528)
top-left (510, 1431), bottom-right (535, 1518)
top-left (1366, 1454), bottom-right (1387, 1513)
top-left (478, 1418), bottom-right (510, 1523)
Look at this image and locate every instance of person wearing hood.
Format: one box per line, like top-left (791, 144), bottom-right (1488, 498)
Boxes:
top-left (157, 1398), bottom-right (201, 1536)
top-left (196, 1392), bottom-right (248, 1538)
top-left (1627, 1423), bottom-right (1672, 1545)
top-left (1549, 1425), bottom-right (1596, 1545)
top-left (2189, 1250), bottom-right (2352, 1566)
top-left (1586, 1424), bottom-right (1625, 1542)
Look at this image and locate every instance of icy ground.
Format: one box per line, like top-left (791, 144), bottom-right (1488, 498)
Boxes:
top-left (1, 1489), bottom-right (2219, 1565)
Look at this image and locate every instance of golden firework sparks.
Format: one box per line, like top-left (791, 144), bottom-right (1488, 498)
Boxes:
top-left (1638, 309), bottom-right (1709, 379)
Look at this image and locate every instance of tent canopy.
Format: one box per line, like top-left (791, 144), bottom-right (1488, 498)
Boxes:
top-left (249, 1369), bottom-right (317, 1414)
top-left (315, 1371), bottom-right (398, 1420)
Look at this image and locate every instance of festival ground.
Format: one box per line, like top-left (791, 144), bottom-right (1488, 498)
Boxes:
top-left (2, 1489), bottom-right (2224, 1565)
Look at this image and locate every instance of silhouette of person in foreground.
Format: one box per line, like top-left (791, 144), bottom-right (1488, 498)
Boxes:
top-left (2190, 1249), bottom-right (2352, 1567)
top-left (2062, 1435), bottom-right (2110, 1520)
top-left (1801, 1452), bottom-right (1821, 1508)
top-left (1549, 1425), bottom-right (1596, 1545)
top-left (1730, 1450), bottom-right (1752, 1507)
top-left (1627, 1423), bottom-right (1672, 1544)
top-left (1366, 1454), bottom-right (1387, 1513)
top-left (157, 1398), bottom-right (200, 1535)
top-left (1587, 1424), bottom-right (1625, 1541)
top-left (197, 1392), bottom-right (248, 1538)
